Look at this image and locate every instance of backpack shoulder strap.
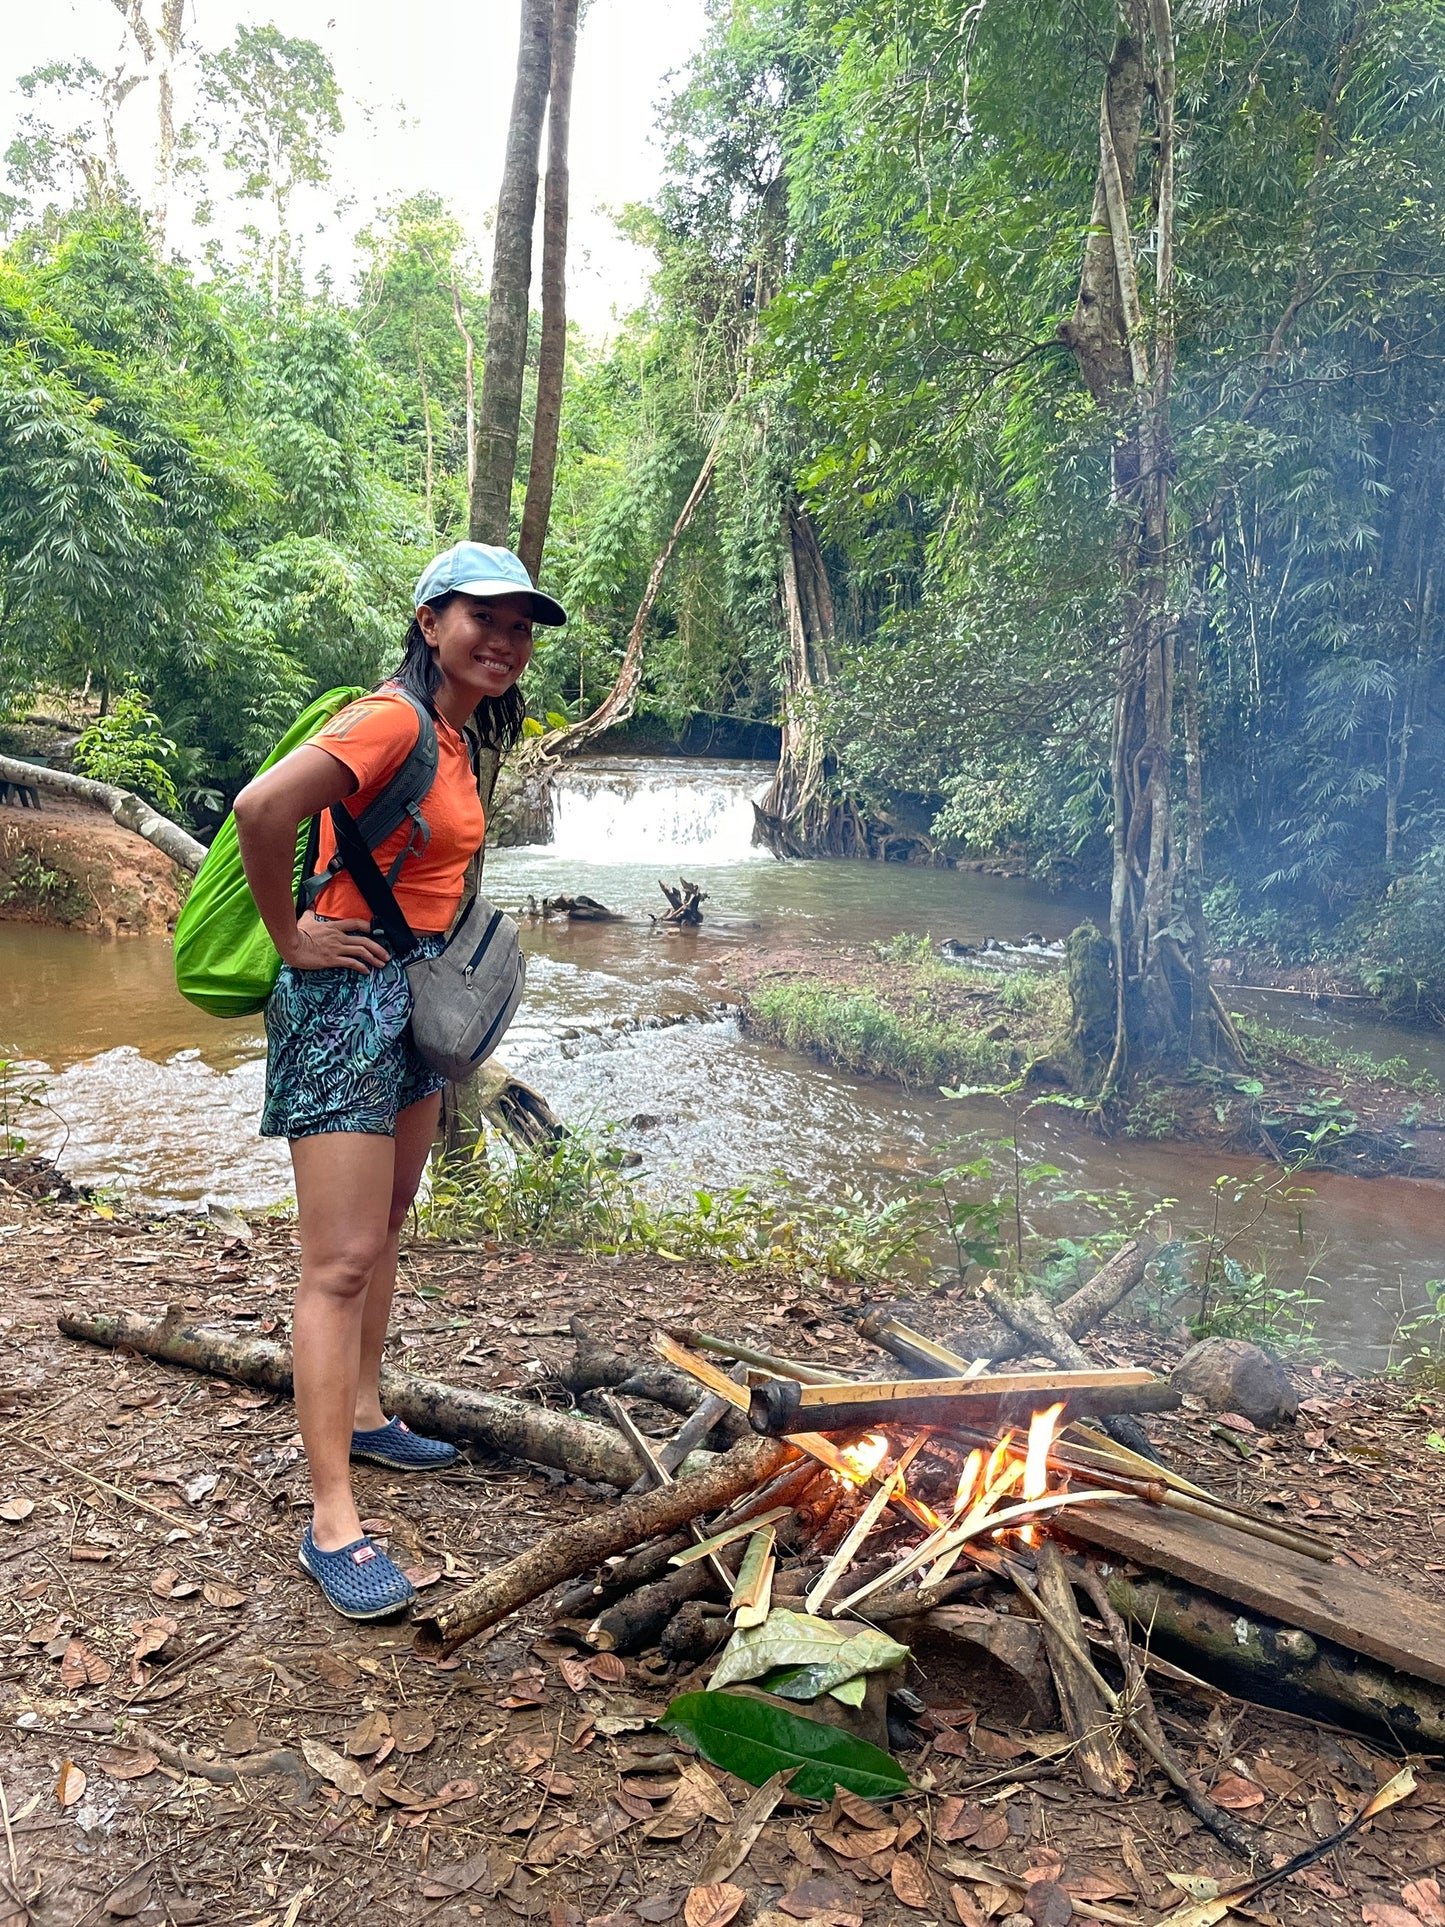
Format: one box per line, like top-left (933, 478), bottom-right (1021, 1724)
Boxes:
top-left (299, 687), bottom-right (440, 911)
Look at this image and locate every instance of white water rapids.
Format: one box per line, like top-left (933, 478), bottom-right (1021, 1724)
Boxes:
top-left (546, 757), bottom-right (771, 866)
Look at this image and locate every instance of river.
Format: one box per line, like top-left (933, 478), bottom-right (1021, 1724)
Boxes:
top-left (2, 755), bottom-right (1441, 1369)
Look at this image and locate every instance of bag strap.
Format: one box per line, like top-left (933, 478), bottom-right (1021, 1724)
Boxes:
top-left (326, 802), bottom-right (417, 957)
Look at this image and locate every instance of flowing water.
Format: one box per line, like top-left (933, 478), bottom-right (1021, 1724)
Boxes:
top-left (2, 756), bottom-right (1441, 1368)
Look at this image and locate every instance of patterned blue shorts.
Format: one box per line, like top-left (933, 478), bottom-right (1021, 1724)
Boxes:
top-left (260, 934), bottom-right (448, 1141)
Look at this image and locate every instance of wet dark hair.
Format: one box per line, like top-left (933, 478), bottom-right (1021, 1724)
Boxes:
top-left (390, 590), bottom-right (527, 751)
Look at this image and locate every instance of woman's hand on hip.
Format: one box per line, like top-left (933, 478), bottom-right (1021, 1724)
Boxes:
top-left (282, 913), bottom-right (392, 974)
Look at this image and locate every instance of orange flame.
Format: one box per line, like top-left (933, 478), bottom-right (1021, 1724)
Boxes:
top-left (837, 1432), bottom-right (889, 1484)
top-left (952, 1448), bottom-right (984, 1515)
top-left (1022, 1402), bottom-right (1065, 1505)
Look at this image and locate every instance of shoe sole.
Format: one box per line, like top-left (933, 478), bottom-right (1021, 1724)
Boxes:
top-left (350, 1445), bottom-right (458, 1471)
top-left (298, 1545), bottom-right (416, 1621)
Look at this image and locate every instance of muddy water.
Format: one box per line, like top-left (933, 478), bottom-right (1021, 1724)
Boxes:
top-left (2, 757), bottom-right (1442, 1367)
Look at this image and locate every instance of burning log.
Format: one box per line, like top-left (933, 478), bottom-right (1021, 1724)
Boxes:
top-left (748, 1366), bottom-right (1177, 1437)
top-left (59, 1306), bottom-right (640, 1487)
top-left (413, 1433), bottom-right (790, 1656)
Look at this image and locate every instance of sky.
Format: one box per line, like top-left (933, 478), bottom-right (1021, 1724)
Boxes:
top-left (0, 0), bottom-right (710, 334)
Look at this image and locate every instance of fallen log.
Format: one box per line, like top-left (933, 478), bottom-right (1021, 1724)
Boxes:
top-left (1100, 1568), bottom-right (1445, 1747)
top-left (987, 1289), bottom-right (1162, 1461)
top-left (656, 877), bottom-right (705, 926)
top-left (588, 1561), bottom-right (720, 1653)
top-left (413, 1432), bottom-right (790, 1656)
top-left (551, 1531), bottom-right (694, 1618)
top-left (59, 1307), bottom-right (638, 1488)
top-left (0, 753), bottom-right (207, 872)
top-left (1032, 1539), bottom-right (1128, 1797)
top-left (564, 1316), bottom-right (747, 1438)
top-left (940, 1239), bottom-right (1157, 1365)
top-left (1062, 1494), bottom-right (1445, 1695)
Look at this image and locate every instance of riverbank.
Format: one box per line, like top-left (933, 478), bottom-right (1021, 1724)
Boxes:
top-left (0, 796), bottom-right (186, 937)
top-left (0, 1158), bottom-right (1442, 1923)
top-left (725, 938), bottom-right (1445, 1179)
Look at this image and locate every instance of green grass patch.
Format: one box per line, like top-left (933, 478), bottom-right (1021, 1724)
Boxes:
top-left (1236, 1014), bottom-right (1441, 1094)
top-left (746, 980), bottom-right (1009, 1088)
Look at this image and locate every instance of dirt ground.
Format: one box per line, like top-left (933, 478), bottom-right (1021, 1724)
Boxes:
top-left (0, 1155), bottom-right (1442, 1927)
top-left (0, 798), bottom-right (185, 937)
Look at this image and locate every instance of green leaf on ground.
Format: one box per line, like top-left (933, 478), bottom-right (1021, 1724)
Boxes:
top-left (658, 1689), bottom-right (910, 1801)
top-left (711, 1609), bottom-right (908, 1699)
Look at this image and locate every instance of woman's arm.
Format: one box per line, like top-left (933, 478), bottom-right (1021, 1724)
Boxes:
top-left (232, 745), bottom-right (391, 974)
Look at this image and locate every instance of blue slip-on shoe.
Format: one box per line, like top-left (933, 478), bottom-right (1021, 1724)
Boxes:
top-left (350, 1416), bottom-right (459, 1471)
top-left (298, 1526), bottom-right (416, 1621)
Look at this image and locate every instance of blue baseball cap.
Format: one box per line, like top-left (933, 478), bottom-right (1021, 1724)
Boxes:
top-left (414, 542), bottom-right (567, 626)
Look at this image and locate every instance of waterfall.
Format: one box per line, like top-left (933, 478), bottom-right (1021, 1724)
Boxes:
top-left (545, 757), bottom-right (775, 865)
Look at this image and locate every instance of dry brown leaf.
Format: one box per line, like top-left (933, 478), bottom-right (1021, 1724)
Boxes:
top-left (97, 1748), bottom-right (159, 1782)
top-left (823, 1825), bottom-right (898, 1860)
top-left (1403, 1882), bottom-right (1445, 1927)
top-left (300, 1737), bottom-right (366, 1798)
top-left (832, 1788), bottom-right (886, 1828)
top-left (973, 1727), bottom-right (1031, 1762)
top-left (102, 1875), bottom-right (152, 1918)
top-left (776, 1879), bottom-right (864, 1921)
top-left (892, 1853), bottom-right (935, 1912)
top-left (0, 1495), bottom-right (34, 1521)
top-left (57, 1760), bottom-right (87, 1807)
top-left (895, 1814), bottom-right (922, 1851)
top-left (979, 1883), bottom-right (1017, 1919)
top-left (71, 1546), bottom-right (112, 1563)
top-left (559, 1656), bottom-right (591, 1694)
top-left (971, 1814), bottom-right (1010, 1854)
top-left (1210, 1774), bottom-right (1266, 1812)
top-left (1022, 1880), bottom-right (1074, 1927)
top-left (312, 1652), bottom-right (361, 1690)
top-left (345, 1711), bottom-right (391, 1758)
top-left (683, 1884), bottom-right (745, 1927)
top-left (588, 1652), bottom-right (627, 1683)
top-left (130, 1616), bottom-right (178, 1661)
top-left (1065, 1877), bottom-right (1130, 1904)
top-left (390, 1709), bottom-right (436, 1755)
top-left (218, 1716), bottom-right (259, 1756)
top-left (149, 1569), bottom-right (198, 1600)
top-left (952, 1884), bottom-right (988, 1927)
top-left (202, 1579), bottom-right (247, 1610)
top-left (937, 1798), bottom-right (985, 1845)
top-left (60, 1638), bottom-right (113, 1690)
top-left (932, 1728), bottom-right (974, 1758)
top-left (1362, 1908), bottom-right (1425, 1927)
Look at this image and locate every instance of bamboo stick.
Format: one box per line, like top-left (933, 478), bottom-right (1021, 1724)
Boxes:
top-left (670, 1507), bottom-right (794, 1567)
top-left (805, 1434), bottom-right (929, 1616)
top-left (664, 1327), bottom-right (860, 1386)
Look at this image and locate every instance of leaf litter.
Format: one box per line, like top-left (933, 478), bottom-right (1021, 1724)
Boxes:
top-left (0, 1172), bottom-right (1441, 1923)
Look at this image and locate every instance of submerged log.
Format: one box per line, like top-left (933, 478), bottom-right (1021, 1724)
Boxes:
top-left (413, 1433), bottom-right (790, 1656)
top-left (656, 877), bottom-right (706, 926)
top-left (59, 1307), bottom-right (638, 1488)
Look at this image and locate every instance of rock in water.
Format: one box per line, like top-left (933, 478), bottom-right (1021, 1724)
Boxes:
top-left (1171, 1337), bottom-right (1298, 1426)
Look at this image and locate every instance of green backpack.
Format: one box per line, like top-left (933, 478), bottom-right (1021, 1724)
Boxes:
top-left (173, 685), bottom-right (439, 1018)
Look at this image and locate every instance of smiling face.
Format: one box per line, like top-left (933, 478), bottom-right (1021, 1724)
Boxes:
top-left (417, 592), bottom-right (535, 709)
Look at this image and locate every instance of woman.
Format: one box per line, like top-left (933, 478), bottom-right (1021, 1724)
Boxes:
top-left (234, 542), bottom-right (566, 1619)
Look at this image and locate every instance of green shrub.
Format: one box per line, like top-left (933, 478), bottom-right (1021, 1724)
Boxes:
top-left (1360, 845), bottom-right (1445, 1026)
top-left (747, 981), bottom-right (1008, 1088)
top-left (72, 691), bottom-right (182, 819)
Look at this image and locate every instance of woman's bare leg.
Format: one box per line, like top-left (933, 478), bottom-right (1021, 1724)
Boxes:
top-left (289, 1131), bottom-right (397, 1552)
top-left (353, 1091), bottom-right (442, 1431)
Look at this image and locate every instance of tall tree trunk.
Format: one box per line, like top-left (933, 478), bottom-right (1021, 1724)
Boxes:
top-left (1058, 0), bottom-right (1237, 1090)
top-left (416, 336), bottom-right (435, 529)
top-left (471, 0), bottom-right (553, 546)
top-left (518, 0), bottom-right (579, 581)
top-left (754, 500), bottom-right (867, 858)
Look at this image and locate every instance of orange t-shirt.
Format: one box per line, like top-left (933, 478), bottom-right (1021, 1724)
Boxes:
top-left (309, 689), bottom-right (485, 934)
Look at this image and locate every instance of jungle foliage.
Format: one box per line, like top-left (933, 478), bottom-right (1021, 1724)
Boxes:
top-left (3, 2), bottom-right (1445, 1019)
